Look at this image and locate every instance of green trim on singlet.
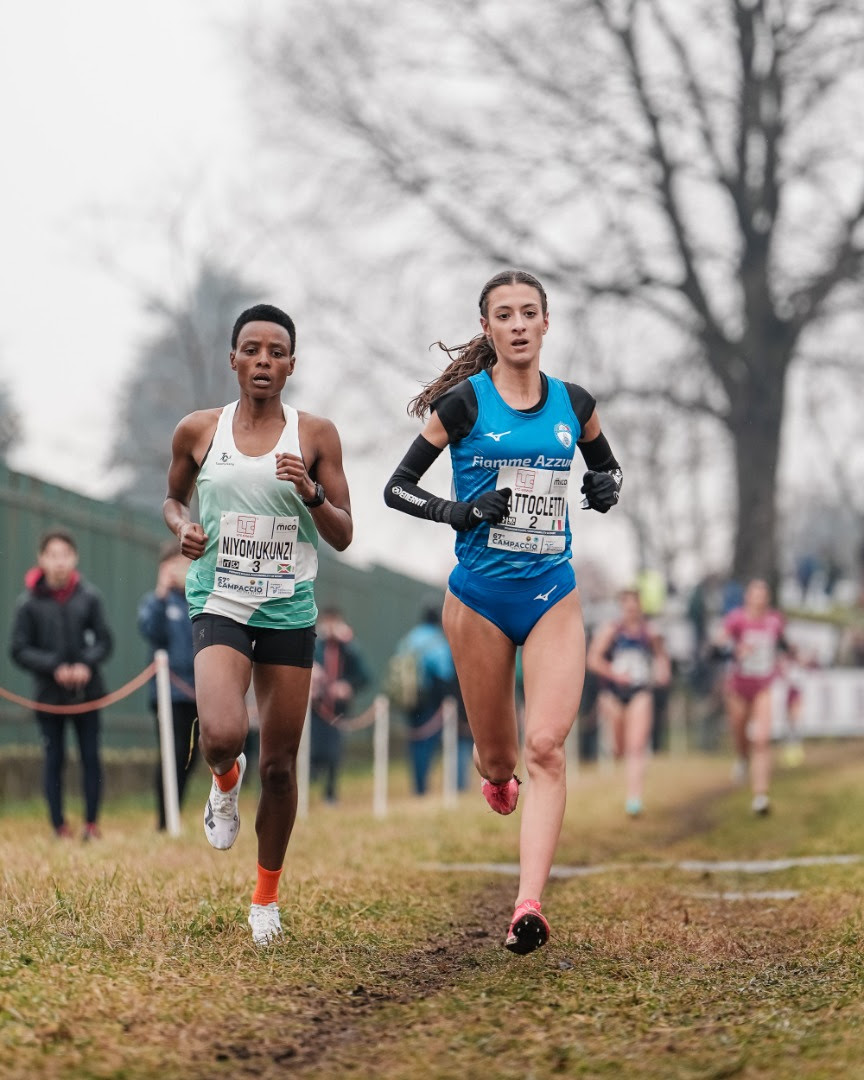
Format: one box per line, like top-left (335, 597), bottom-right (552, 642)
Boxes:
top-left (185, 565), bottom-right (318, 628)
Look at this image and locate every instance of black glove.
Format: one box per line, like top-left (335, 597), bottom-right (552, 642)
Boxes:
top-left (450, 487), bottom-right (512, 532)
top-left (580, 469), bottom-right (622, 513)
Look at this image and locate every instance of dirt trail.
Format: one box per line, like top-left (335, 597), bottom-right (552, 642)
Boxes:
top-left (207, 741), bottom-right (864, 1076)
top-left (207, 881), bottom-right (511, 1076)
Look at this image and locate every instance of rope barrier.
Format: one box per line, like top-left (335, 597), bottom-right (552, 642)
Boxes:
top-left (168, 672), bottom-right (196, 700)
top-left (328, 701), bottom-right (447, 737)
top-left (0, 662), bottom-right (158, 715)
top-left (405, 705), bottom-right (445, 741)
top-left (0, 664), bottom-right (448, 740)
top-left (334, 702), bottom-right (379, 732)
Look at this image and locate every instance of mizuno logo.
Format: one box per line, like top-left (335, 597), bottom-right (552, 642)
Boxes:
top-left (482, 430), bottom-right (511, 442)
top-left (535, 585), bottom-right (558, 602)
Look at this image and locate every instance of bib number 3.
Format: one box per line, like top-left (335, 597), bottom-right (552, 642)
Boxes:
top-left (214, 512), bottom-right (298, 601)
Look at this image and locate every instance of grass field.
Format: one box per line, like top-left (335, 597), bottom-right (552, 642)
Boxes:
top-left (2, 743), bottom-right (864, 1079)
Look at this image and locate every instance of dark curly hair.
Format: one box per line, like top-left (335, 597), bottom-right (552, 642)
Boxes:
top-left (231, 304), bottom-right (297, 354)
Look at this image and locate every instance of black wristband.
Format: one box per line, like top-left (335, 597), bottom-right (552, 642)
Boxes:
top-left (303, 482), bottom-right (326, 508)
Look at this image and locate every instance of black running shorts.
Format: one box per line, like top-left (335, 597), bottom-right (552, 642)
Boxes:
top-left (191, 613), bottom-right (316, 667)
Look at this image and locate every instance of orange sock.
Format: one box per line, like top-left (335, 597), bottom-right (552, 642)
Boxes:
top-left (213, 760), bottom-right (240, 792)
top-left (252, 864), bottom-right (282, 906)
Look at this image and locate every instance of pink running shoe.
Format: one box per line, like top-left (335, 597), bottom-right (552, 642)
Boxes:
top-left (505, 899), bottom-right (550, 955)
top-left (481, 775), bottom-right (521, 815)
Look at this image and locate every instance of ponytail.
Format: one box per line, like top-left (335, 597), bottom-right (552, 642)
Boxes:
top-left (408, 335), bottom-right (496, 419)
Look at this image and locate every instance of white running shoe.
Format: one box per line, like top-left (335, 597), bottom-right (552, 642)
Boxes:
top-left (249, 902), bottom-right (282, 945)
top-left (203, 753), bottom-right (247, 850)
top-left (730, 757), bottom-right (748, 785)
top-left (752, 793), bottom-right (771, 816)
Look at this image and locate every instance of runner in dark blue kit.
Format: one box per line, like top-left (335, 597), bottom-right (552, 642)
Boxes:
top-left (587, 588), bottom-right (671, 817)
top-left (384, 269), bottom-right (622, 954)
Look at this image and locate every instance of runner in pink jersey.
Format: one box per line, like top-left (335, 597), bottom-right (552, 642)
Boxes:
top-left (719, 579), bottom-right (793, 815)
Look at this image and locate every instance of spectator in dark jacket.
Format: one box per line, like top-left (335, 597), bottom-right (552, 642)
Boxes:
top-left (137, 540), bottom-right (198, 831)
top-left (309, 607), bottom-right (369, 803)
top-left (9, 529), bottom-right (113, 839)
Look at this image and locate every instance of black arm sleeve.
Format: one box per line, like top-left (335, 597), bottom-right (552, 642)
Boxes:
top-left (383, 435), bottom-right (459, 525)
top-left (579, 432), bottom-right (620, 472)
top-left (578, 432), bottom-right (623, 512)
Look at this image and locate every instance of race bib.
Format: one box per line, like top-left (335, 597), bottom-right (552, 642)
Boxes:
top-left (487, 467), bottom-right (569, 555)
top-left (611, 648), bottom-right (652, 686)
top-left (739, 632), bottom-right (776, 677)
top-left (213, 512), bottom-right (298, 601)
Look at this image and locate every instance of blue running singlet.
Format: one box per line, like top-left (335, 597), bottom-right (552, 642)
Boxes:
top-left (440, 370), bottom-right (589, 643)
top-left (449, 370), bottom-right (583, 581)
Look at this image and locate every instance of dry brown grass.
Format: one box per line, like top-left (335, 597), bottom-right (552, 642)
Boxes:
top-left (1, 744), bottom-right (864, 1078)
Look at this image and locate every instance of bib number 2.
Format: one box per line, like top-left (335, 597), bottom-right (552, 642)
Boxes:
top-left (486, 466), bottom-right (569, 555)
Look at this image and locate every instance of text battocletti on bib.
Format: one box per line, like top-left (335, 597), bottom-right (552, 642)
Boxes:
top-left (487, 466), bottom-right (569, 555)
top-left (214, 511), bottom-right (298, 600)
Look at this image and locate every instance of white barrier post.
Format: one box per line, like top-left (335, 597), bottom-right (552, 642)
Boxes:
top-left (297, 700), bottom-right (311, 820)
top-left (373, 694), bottom-right (389, 819)
top-left (442, 696), bottom-right (459, 807)
top-left (155, 650), bottom-right (181, 837)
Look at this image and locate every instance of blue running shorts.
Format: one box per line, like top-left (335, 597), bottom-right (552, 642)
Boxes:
top-left (447, 561), bottom-right (576, 646)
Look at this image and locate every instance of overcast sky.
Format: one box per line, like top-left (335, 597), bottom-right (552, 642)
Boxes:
top-left (0, 0), bottom-right (645, 588)
top-left (0, 0), bottom-right (247, 489)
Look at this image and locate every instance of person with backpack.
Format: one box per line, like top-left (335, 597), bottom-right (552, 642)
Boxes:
top-left (392, 603), bottom-right (457, 795)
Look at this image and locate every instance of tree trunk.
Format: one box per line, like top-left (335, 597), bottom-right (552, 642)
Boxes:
top-left (727, 353), bottom-right (788, 588)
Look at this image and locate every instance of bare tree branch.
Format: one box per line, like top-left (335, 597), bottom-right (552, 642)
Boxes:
top-left (592, 0), bottom-right (732, 349)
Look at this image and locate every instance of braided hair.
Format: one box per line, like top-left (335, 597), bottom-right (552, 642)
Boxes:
top-left (408, 269), bottom-right (548, 419)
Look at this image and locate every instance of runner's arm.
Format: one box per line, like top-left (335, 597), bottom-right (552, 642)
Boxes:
top-left (586, 622), bottom-right (620, 682)
top-left (290, 415), bottom-right (353, 552)
top-left (384, 413), bottom-right (511, 531)
top-left (163, 413), bottom-right (210, 559)
top-left (578, 410), bottom-right (622, 513)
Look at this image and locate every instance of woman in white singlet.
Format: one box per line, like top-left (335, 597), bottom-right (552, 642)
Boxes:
top-left (587, 588), bottom-right (670, 818)
top-left (163, 304), bottom-right (353, 945)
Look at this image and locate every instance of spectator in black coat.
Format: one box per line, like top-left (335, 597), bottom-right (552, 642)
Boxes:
top-left (9, 529), bottom-right (113, 839)
top-left (137, 540), bottom-right (198, 831)
top-left (309, 607), bottom-right (369, 803)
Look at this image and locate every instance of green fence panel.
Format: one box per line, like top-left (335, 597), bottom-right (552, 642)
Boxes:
top-left (0, 463), bottom-right (440, 747)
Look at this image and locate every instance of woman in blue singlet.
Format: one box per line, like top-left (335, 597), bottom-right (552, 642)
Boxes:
top-left (587, 588), bottom-right (670, 817)
top-left (384, 269), bottom-right (622, 954)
